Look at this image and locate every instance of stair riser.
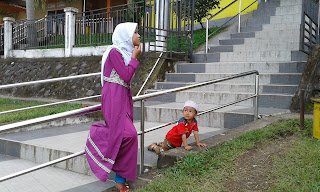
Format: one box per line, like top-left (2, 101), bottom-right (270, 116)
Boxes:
top-left (253, 9), bottom-right (277, 17)
top-left (280, 0), bottom-right (302, 6)
top-left (134, 107), bottom-right (230, 128)
top-left (255, 29), bottom-right (300, 40)
top-left (258, 2), bottom-right (281, 9)
top-left (176, 62), bottom-right (305, 74)
top-left (262, 23), bottom-right (300, 31)
top-left (208, 46), bottom-right (233, 53)
top-left (156, 82), bottom-right (297, 95)
top-left (219, 39), bottom-right (244, 46)
top-left (241, 25), bottom-right (263, 33)
top-left (231, 32), bottom-right (255, 39)
top-left (269, 14), bottom-right (301, 24)
top-left (276, 5), bottom-right (302, 16)
top-left (220, 51), bottom-right (292, 62)
top-left (175, 92), bottom-right (254, 107)
top-left (192, 53), bottom-right (220, 63)
top-left (233, 42), bottom-right (300, 52)
top-left (263, 85), bottom-right (297, 94)
top-left (242, 17), bottom-right (271, 27)
top-left (0, 139), bottom-right (93, 176)
top-left (166, 73), bottom-right (301, 85)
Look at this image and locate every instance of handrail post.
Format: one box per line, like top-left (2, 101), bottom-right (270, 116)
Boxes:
top-left (238, 0), bottom-right (242, 33)
top-left (206, 19), bottom-right (209, 54)
top-left (139, 100), bottom-right (145, 174)
top-left (254, 73), bottom-right (259, 120)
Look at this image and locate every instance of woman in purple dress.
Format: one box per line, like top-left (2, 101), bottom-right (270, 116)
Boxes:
top-left (85, 22), bottom-right (141, 192)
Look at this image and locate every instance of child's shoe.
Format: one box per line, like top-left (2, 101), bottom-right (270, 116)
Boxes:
top-left (147, 143), bottom-right (161, 155)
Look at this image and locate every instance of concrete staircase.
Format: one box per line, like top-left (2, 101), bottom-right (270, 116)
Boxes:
top-left (140, 0), bottom-right (307, 129)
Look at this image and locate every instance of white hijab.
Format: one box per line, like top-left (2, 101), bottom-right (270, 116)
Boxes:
top-left (101, 22), bottom-right (138, 86)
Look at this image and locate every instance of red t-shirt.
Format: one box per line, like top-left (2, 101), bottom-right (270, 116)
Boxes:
top-left (165, 117), bottom-right (199, 147)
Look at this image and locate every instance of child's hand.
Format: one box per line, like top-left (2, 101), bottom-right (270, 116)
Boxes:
top-left (197, 143), bottom-right (207, 147)
top-left (184, 145), bottom-right (192, 151)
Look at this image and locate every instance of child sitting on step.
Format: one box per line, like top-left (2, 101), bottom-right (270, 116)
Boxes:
top-left (148, 100), bottom-right (207, 155)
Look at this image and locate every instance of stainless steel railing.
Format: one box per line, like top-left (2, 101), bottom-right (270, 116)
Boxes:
top-left (205, 0), bottom-right (258, 53)
top-left (0, 70), bottom-right (259, 182)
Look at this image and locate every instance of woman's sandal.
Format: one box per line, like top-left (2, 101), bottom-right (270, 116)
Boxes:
top-left (117, 184), bottom-right (129, 192)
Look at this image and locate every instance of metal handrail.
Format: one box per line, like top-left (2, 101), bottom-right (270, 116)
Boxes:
top-left (205, 0), bottom-right (258, 53)
top-left (0, 70), bottom-right (259, 182)
top-left (0, 95), bottom-right (101, 115)
top-left (136, 52), bottom-right (164, 96)
top-left (0, 73), bottom-right (100, 89)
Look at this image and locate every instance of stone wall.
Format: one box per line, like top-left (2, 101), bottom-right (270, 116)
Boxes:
top-left (0, 53), bottom-right (175, 102)
top-left (291, 45), bottom-right (320, 112)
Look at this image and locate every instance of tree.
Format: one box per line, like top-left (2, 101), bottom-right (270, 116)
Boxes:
top-left (194, 0), bottom-right (220, 29)
top-left (177, 0), bottom-right (221, 29)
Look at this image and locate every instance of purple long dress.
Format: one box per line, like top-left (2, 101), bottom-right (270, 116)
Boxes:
top-left (85, 48), bottom-right (139, 182)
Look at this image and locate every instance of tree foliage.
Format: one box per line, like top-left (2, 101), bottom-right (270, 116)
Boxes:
top-left (194, 0), bottom-right (221, 28)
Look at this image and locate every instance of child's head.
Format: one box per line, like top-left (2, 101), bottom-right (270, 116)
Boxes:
top-left (183, 100), bottom-right (198, 120)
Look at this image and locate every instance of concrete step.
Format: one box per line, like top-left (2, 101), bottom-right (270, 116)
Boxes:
top-left (233, 42), bottom-right (300, 52)
top-left (192, 53), bottom-right (220, 63)
top-left (165, 72), bottom-right (301, 85)
top-left (275, 4), bottom-right (302, 15)
top-left (258, 0), bottom-right (280, 8)
top-left (262, 22), bottom-right (300, 31)
top-left (263, 84), bottom-right (297, 94)
top-left (240, 25), bottom-right (263, 33)
top-left (0, 154), bottom-right (114, 192)
top-left (155, 82), bottom-right (297, 95)
top-left (254, 29), bottom-right (300, 40)
top-left (231, 32), bottom-right (255, 39)
top-left (219, 38), bottom-right (245, 45)
top-left (144, 89), bottom-right (293, 109)
top-left (208, 45), bottom-right (233, 53)
top-left (219, 50), bottom-right (293, 62)
top-left (252, 9), bottom-right (277, 17)
top-left (176, 61), bottom-right (306, 73)
top-left (134, 102), bottom-right (289, 128)
top-left (241, 16), bottom-right (271, 27)
top-left (269, 14), bottom-right (301, 24)
top-left (280, 0), bottom-right (302, 6)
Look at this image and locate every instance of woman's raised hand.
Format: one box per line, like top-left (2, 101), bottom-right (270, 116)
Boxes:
top-left (132, 44), bottom-right (141, 59)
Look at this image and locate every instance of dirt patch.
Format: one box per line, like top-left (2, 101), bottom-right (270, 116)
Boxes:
top-left (224, 135), bottom-right (297, 192)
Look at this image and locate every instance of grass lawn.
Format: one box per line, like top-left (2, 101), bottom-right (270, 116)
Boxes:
top-left (136, 118), bottom-right (320, 192)
top-left (0, 98), bottom-right (84, 124)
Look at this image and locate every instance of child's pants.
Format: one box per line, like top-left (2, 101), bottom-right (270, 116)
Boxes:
top-left (161, 139), bottom-right (176, 151)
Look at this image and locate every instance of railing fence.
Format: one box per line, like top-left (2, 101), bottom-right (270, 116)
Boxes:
top-left (142, 0), bottom-right (194, 60)
top-left (7, 0), bottom-right (194, 60)
top-left (300, 0), bottom-right (319, 54)
top-left (12, 14), bottom-right (65, 50)
top-left (75, 2), bottom-right (145, 47)
top-left (0, 24), bottom-right (3, 54)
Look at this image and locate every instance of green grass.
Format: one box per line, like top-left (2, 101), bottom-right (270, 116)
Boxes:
top-left (136, 119), bottom-right (320, 192)
top-left (193, 26), bottom-right (227, 50)
top-left (0, 98), bottom-right (84, 124)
